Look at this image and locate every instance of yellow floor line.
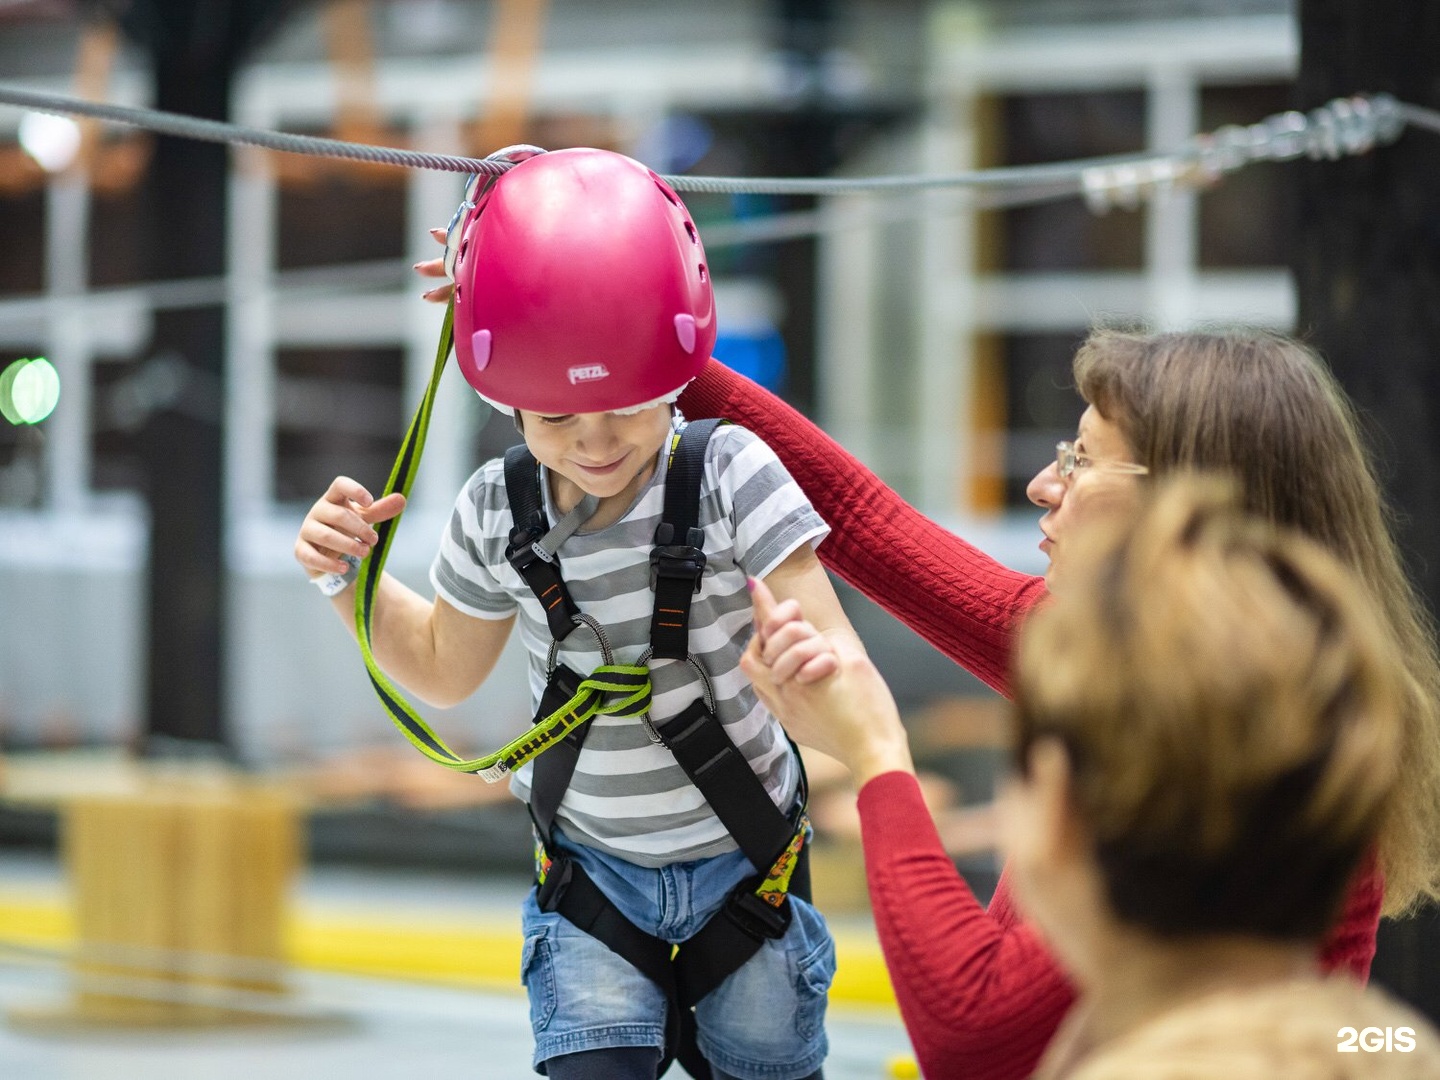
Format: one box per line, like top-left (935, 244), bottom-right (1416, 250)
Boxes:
top-left (0, 895), bottom-right (898, 1011)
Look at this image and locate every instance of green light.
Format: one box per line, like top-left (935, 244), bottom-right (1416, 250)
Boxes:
top-left (0, 357), bottom-right (60, 425)
top-left (0, 359), bottom-right (25, 425)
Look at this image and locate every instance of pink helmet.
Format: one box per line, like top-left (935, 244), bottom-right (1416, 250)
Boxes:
top-left (450, 148), bottom-right (716, 415)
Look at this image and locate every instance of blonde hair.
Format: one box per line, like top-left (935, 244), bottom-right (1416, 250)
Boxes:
top-left (1072, 328), bottom-right (1440, 916)
top-left (1014, 479), bottom-right (1405, 938)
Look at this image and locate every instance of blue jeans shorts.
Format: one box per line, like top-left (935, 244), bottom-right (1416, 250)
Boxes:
top-left (520, 828), bottom-right (835, 1080)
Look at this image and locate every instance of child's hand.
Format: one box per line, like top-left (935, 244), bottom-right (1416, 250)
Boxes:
top-left (746, 576), bottom-right (839, 685)
top-left (415, 227), bottom-right (452, 303)
top-left (294, 476), bottom-right (406, 580)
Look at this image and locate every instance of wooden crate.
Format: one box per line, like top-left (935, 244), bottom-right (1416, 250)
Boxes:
top-left (12, 776), bottom-right (303, 1028)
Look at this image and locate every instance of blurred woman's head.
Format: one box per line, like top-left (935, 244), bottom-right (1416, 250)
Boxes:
top-left (1004, 479), bottom-right (1403, 976)
top-left (1026, 327), bottom-right (1440, 915)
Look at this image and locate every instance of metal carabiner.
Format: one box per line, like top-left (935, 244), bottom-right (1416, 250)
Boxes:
top-left (443, 144), bottom-right (548, 282)
top-left (544, 612), bottom-right (615, 677)
top-left (634, 647), bottom-right (717, 745)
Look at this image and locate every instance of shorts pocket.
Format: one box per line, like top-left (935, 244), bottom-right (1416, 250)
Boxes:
top-left (521, 930), bottom-right (558, 1032)
top-left (791, 911), bottom-right (836, 1043)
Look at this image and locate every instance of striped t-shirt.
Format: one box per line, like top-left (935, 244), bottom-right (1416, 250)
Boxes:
top-left (430, 417), bottom-right (830, 867)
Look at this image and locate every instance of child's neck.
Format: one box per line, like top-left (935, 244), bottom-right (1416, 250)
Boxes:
top-left (549, 450), bottom-right (661, 533)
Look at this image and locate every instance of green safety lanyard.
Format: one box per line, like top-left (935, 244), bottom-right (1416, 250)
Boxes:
top-left (353, 302), bottom-right (653, 782)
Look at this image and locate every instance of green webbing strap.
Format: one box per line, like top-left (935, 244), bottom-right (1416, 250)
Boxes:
top-left (352, 302), bottom-right (653, 782)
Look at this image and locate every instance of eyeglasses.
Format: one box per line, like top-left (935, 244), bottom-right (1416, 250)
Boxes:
top-left (1055, 440), bottom-right (1150, 480)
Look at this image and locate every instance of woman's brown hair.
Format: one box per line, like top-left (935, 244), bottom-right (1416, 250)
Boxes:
top-left (1072, 328), bottom-right (1440, 915)
top-left (1014, 479), bottom-right (1405, 938)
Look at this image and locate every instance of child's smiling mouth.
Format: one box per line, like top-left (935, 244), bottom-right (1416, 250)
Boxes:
top-left (573, 453), bottom-right (629, 476)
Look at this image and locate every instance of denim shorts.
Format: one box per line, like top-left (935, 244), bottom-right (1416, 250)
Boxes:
top-left (520, 828), bottom-right (834, 1079)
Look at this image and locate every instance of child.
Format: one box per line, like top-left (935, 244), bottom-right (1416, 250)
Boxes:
top-left (294, 147), bottom-right (859, 1080)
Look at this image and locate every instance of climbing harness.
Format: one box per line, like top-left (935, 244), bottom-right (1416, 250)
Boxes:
top-left (507, 417), bottom-right (813, 1080)
top-left (357, 361), bottom-right (814, 1076)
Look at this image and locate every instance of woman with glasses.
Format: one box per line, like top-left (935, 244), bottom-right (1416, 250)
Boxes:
top-left (675, 327), bottom-right (1440, 1080)
top-left (745, 479), bottom-right (1440, 1079)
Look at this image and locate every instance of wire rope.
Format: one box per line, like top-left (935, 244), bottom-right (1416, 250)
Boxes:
top-left (0, 84), bottom-right (1415, 205)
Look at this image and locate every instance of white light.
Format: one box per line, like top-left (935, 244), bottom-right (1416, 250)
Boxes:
top-left (18, 111), bottom-right (82, 173)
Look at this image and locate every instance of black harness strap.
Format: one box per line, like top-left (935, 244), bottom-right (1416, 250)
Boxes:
top-left (526, 664), bottom-right (588, 838)
top-left (534, 854), bottom-right (693, 1075)
top-left (649, 418), bottom-right (721, 660)
top-left (537, 859), bottom-right (676, 995)
top-left (654, 700), bottom-right (797, 874)
top-left (504, 445), bottom-right (582, 643)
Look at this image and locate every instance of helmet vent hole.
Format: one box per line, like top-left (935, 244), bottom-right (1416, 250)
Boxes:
top-left (453, 283), bottom-right (462, 304)
top-left (459, 238), bottom-right (469, 262)
top-left (684, 221), bottom-right (698, 244)
top-left (698, 263), bottom-right (707, 282)
top-left (651, 174), bottom-right (681, 205)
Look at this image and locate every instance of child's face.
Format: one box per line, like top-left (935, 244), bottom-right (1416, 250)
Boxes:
top-left (519, 404), bottom-right (673, 502)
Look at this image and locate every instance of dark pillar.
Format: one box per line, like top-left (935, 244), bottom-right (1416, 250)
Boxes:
top-left (1294, 0), bottom-right (1440, 1023)
top-left (768, 0), bottom-right (842, 415)
top-left (111, 0), bottom-right (296, 753)
top-left (138, 55), bottom-right (232, 753)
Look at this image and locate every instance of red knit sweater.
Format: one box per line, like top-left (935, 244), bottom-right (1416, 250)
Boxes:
top-left (680, 360), bottom-right (1384, 1080)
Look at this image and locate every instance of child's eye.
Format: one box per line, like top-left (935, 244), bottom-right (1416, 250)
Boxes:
top-left (539, 414), bottom-right (575, 426)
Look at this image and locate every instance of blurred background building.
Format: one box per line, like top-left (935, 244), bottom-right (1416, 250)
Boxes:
top-left (0, 0), bottom-right (1315, 932)
top-left (5, 0), bottom-right (1439, 1066)
top-left (0, 0), bottom-right (1301, 771)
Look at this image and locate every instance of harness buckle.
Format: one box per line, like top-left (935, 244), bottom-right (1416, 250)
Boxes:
top-left (505, 527), bottom-right (545, 571)
top-left (650, 546), bottom-right (707, 593)
top-left (723, 884), bottom-right (790, 943)
top-left (650, 524), bottom-right (707, 592)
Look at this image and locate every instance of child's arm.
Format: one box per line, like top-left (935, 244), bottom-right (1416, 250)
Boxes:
top-left (742, 574), bottom-right (915, 789)
top-left (295, 475), bottom-right (514, 708)
top-left (760, 544), bottom-right (864, 656)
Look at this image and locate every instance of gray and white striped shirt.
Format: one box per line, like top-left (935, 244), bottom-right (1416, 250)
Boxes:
top-left (430, 419), bottom-right (829, 866)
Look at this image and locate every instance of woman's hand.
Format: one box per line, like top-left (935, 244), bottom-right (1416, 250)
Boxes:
top-left (415, 227), bottom-right (452, 304)
top-left (742, 577), bottom-right (916, 788)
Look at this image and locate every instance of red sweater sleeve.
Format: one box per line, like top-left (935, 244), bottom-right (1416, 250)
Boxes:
top-left (1319, 850), bottom-right (1382, 980)
top-left (680, 360), bottom-right (1048, 696)
top-left (858, 772), bottom-right (1074, 1080)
